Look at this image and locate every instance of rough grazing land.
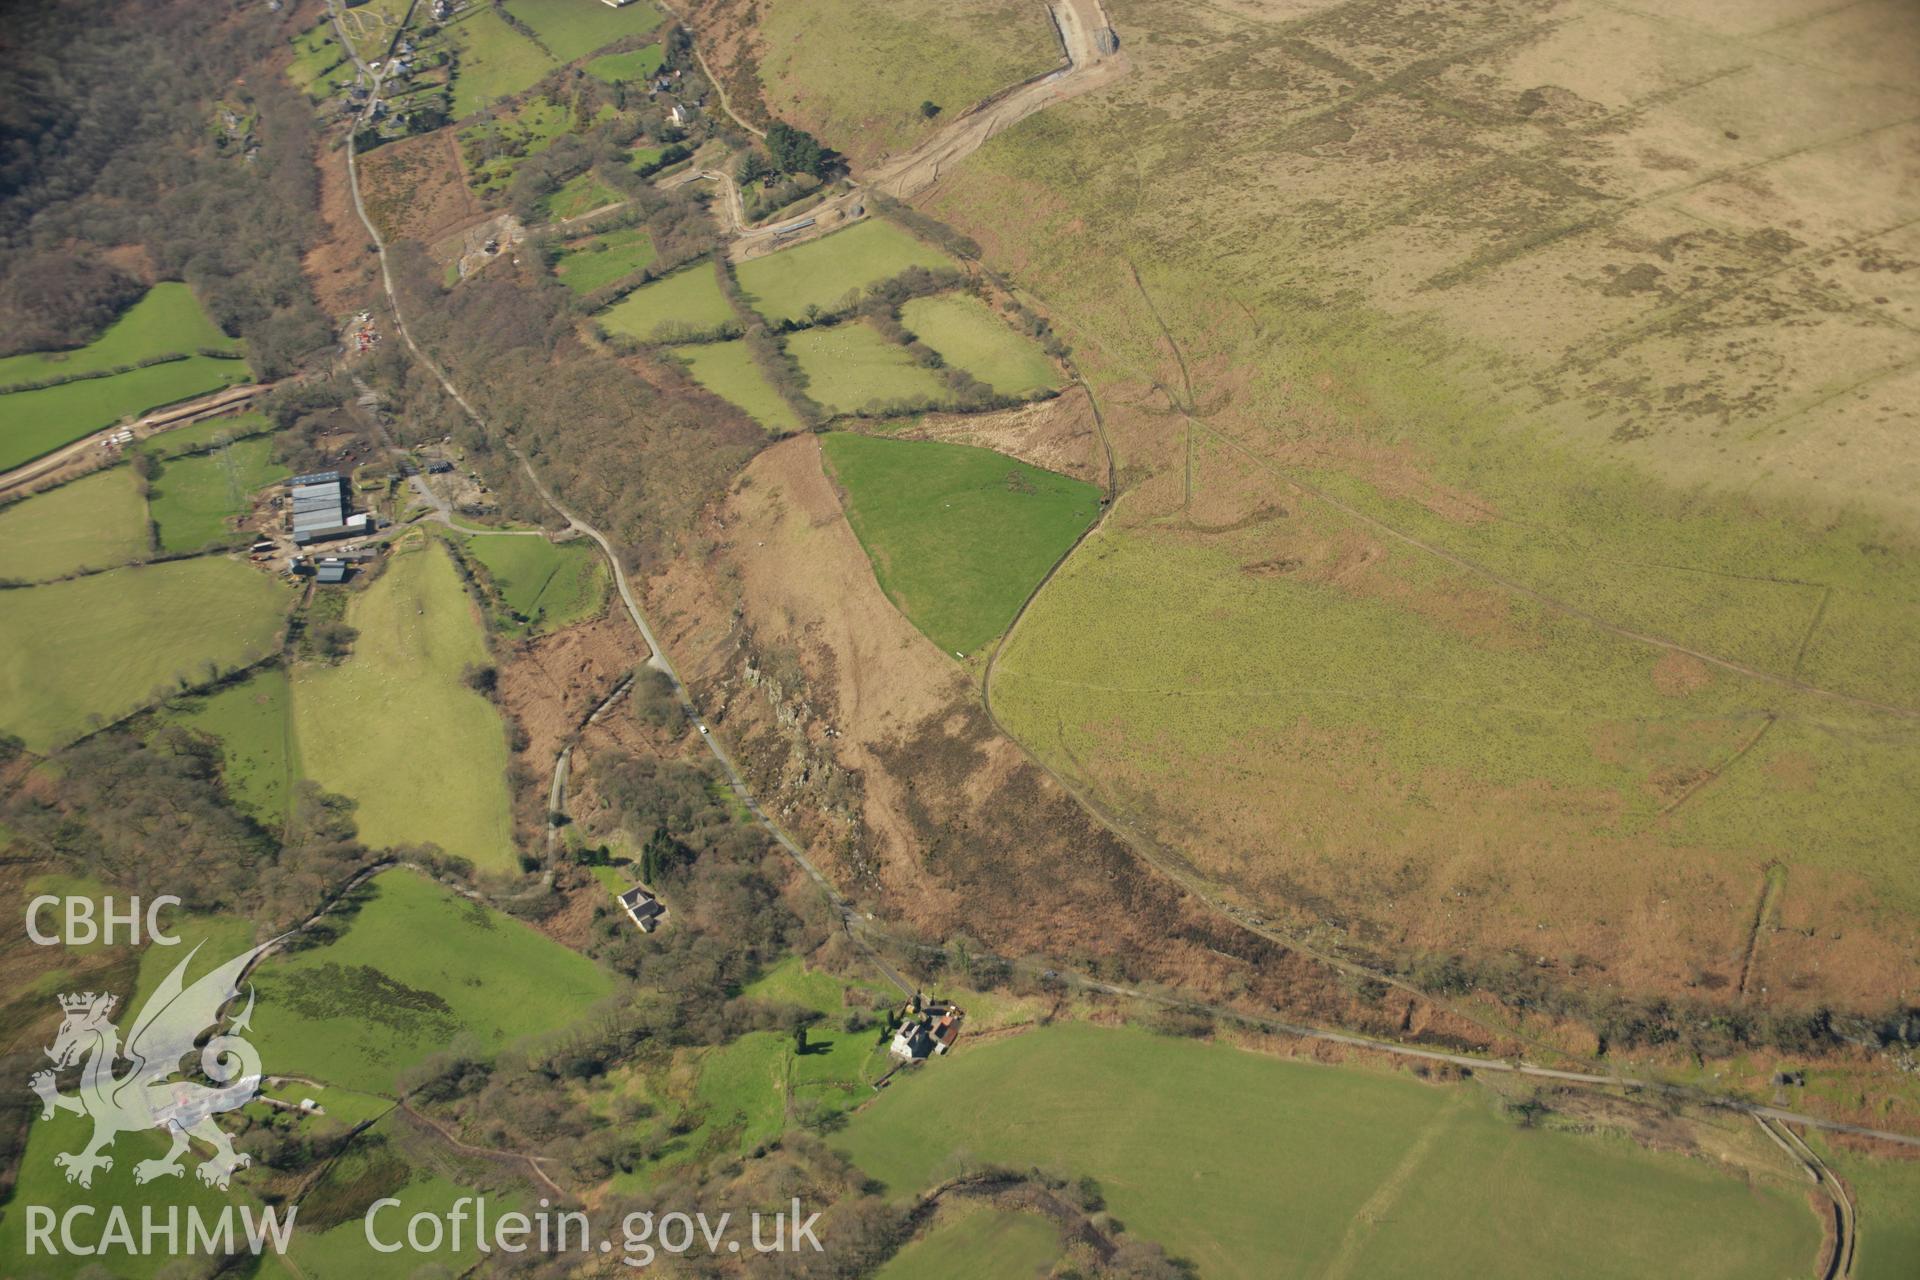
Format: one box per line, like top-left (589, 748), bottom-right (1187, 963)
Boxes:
top-left (756, 0), bottom-right (1060, 165)
top-left (504, 0), bottom-right (663, 62)
top-left (163, 666), bottom-right (297, 826)
top-left (459, 530), bottom-right (608, 633)
top-left (292, 536), bottom-right (516, 871)
top-left (553, 226), bottom-right (657, 293)
top-left (895, 0), bottom-right (1920, 1019)
top-left (838, 1024), bottom-right (1819, 1280)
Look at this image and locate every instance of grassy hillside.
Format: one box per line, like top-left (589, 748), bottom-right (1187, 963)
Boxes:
top-left (837, 1024), bottom-right (1819, 1279)
top-left (163, 666), bottom-right (297, 826)
top-left (0, 558), bottom-right (288, 751)
top-left (292, 535), bottom-right (515, 870)
top-left (0, 283), bottom-right (238, 389)
top-left (755, 0), bottom-right (1058, 164)
top-left (502, 0), bottom-right (662, 61)
top-left (458, 531), bottom-right (608, 632)
top-left (821, 433), bottom-right (1100, 655)
top-left (0, 356), bottom-right (251, 472)
top-left (249, 867), bottom-right (613, 1092)
top-left (0, 468), bottom-right (148, 582)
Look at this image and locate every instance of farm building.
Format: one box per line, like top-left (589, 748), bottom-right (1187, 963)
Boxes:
top-left (314, 560), bottom-right (351, 584)
top-left (618, 885), bottom-right (666, 932)
top-left (888, 998), bottom-right (964, 1061)
top-left (287, 471), bottom-right (368, 546)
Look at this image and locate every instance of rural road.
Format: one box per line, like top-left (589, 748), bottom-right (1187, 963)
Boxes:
top-left (331, 0), bottom-right (1918, 1158)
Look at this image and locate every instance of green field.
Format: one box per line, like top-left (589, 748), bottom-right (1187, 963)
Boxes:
top-left (0, 468), bottom-right (148, 582)
top-left (597, 261), bottom-right (738, 342)
top-left (503, 0), bottom-right (663, 61)
top-left (837, 1024), bottom-right (1819, 1279)
top-left (0, 557), bottom-right (288, 751)
top-left (445, 5), bottom-right (558, 120)
top-left (585, 43), bottom-right (664, 84)
top-left (786, 322), bottom-right (949, 415)
top-left (820, 433), bottom-right (1099, 654)
top-left (164, 666), bottom-right (297, 825)
top-left (545, 169), bottom-right (621, 220)
top-left (734, 219), bottom-right (955, 323)
top-left (149, 433), bottom-right (288, 553)
top-left (876, 1206), bottom-right (1061, 1280)
top-left (459, 531), bottom-right (608, 632)
top-left (250, 867), bottom-right (613, 1093)
top-left (900, 291), bottom-right (1058, 397)
top-left (1816, 1138), bottom-right (1920, 1280)
top-left (0, 355), bottom-right (251, 473)
top-left (630, 142), bottom-right (665, 170)
top-left (0, 283), bottom-right (239, 390)
top-left (291, 536), bottom-right (516, 870)
top-left (670, 340), bottom-right (803, 432)
top-left (552, 226), bottom-right (657, 293)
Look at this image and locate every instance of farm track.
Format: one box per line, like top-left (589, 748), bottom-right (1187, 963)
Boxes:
top-left (333, 0), bottom-right (1920, 1166)
top-left (0, 382), bottom-right (272, 498)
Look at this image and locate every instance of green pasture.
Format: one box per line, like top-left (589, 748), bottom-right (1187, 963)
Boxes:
top-left (734, 219), bottom-right (955, 323)
top-left (597, 261), bottom-right (738, 341)
top-left (503, 0), bottom-right (663, 61)
top-left (149, 433), bottom-right (287, 553)
top-left (0, 356), bottom-right (251, 473)
top-left (0, 283), bottom-right (239, 391)
top-left (820, 433), bottom-right (1099, 654)
top-left (786, 322), bottom-right (948, 414)
top-left (163, 666), bottom-right (297, 826)
top-left (290, 536), bottom-right (516, 870)
top-left (0, 557), bottom-right (288, 752)
top-left (900, 291), bottom-right (1058, 397)
top-left (876, 1206), bottom-right (1062, 1280)
top-left (837, 1024), bottom-right (1819, 1280)
top-left (585, 43), bottom-right (664, 84)
top-left (0, 468), bottom-right (148, 582)
top-left (630, 142), bottom-right (665, 170)
top-left (545, 169), bottom-right (621, 220)
top-left (250, 867), bottom-right (613, 1093)
top-left (553, 226), bottom-right (657, 293)
top-left (458, 530), bottom-right (608, 632)
top-left (670, 340), bottom-right (803, 432)
top-left (445, 5), bottom-right (557, 120)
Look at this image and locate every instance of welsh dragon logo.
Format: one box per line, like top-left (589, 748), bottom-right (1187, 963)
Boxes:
top-left (29, 940), bottom-right (276, 1191)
